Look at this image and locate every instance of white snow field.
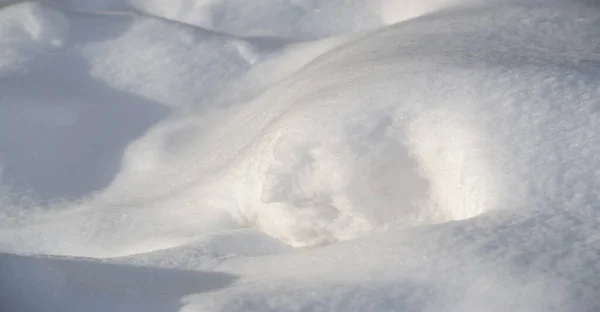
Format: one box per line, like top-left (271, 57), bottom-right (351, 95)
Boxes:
top-left (1, 0), bottom-right (600, 311)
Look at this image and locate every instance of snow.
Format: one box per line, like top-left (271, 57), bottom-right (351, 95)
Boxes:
top-left (1, 0), bottom-right (600, 311)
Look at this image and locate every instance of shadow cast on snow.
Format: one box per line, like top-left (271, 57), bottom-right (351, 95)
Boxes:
top-left (0, 252), bottom-right (237, 312)
top-left (0, 10), bottom-right (170, 204)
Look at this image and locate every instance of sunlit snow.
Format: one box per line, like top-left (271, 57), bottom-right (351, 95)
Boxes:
top-left (1, 0), bottom-right (600, 311)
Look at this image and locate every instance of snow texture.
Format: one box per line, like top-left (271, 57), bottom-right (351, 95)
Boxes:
top-left (1, 0), bottom-right (600, 311)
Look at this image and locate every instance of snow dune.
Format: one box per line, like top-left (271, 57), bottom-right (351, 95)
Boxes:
top-left (1, 0), bottom-right (600, 311)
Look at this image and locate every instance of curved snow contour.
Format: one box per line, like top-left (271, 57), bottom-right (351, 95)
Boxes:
top-left (227, 71), bottom-right (501, 247)
top-left (213, 1), bottom-right (600, 247)
top-left (0, 3), bottom-right (279, 257)
top-left (65, 0), bottom-right (457, 40)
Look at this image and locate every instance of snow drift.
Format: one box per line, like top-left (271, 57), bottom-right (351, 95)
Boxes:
top-left (1, 0), bottom-right (600, 311)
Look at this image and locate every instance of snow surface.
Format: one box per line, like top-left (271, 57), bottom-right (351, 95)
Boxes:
top-left (1, 0), bottom-right (600, 311)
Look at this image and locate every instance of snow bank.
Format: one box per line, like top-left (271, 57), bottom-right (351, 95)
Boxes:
top-left (191, 0), bottom-right (600, 247)
top-left (1, 0), bottom-right (600, 311)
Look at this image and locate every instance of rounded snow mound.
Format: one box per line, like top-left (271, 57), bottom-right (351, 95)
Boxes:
top-left (2, 0), bottom-right (599, 259)
top-left (228, 73), bottom-right (499, 247)
top-left (217, 2), bottom-right (600, 247)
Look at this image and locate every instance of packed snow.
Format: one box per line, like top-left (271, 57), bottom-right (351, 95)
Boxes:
top-left (1, 0), bottom-right (600, 311)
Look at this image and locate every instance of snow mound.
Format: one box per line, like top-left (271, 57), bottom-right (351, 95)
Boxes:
top-left (223, 76), bottom-right (497, 247)
top-left (2, 0), bottom-right (600, 311)
top-left (191, 0), bottom-right (600, 247)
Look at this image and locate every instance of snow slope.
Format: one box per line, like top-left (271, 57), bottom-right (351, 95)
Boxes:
top-left (1, 0), bottom-right (600, 311)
